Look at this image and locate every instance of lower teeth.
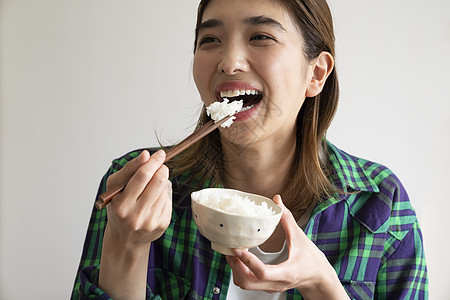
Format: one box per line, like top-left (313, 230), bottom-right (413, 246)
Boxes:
top-left (240, 104), bottom-right (255, 112)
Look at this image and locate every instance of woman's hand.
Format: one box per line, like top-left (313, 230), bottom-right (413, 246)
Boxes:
top-left (99, 150), bottom-right (172, 300)
top-left (226, 195), bottom-right (349, 299)
top-left (105, 149), bottom-right (172, 247)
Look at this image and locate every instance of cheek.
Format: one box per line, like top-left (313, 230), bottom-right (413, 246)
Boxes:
top-left (193, 54), bottom-right (215, 92)
top-left (255, 48), bottom-right (304, 85)
top-left (260, 54), bottom-right (308, 120)
top-left (192, 56), bottom-right (204, 91)
top-left (272, 55), bottom-right (308, 98)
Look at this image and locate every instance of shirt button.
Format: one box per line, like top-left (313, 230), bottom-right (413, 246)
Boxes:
top-left (213, 287), bottom-right (220, 295)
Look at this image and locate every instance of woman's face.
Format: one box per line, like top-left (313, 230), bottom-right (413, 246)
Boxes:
top-left (193, 0), bottom-right (313, 147)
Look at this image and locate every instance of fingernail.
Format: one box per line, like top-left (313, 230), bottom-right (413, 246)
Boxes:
top-left (138, 150), bottom-right (148, 161)
top-left (273, 194), bottom-right (282, 205)
top-left (233, 249), bottom-right (243, 257)
top-left (155, 150), bottom-right (166, 158)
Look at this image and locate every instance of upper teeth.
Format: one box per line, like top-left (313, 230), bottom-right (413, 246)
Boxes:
top-left (220, 89), bottom-right (260, 98)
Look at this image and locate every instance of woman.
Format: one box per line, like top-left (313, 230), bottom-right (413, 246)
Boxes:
top-left (71, 0), bottom-right (428, 299)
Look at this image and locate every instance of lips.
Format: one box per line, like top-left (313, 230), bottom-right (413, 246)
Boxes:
top-left (234, 100), bottom-right (262, 121)
top-left (215, 82), bottom-right (263, 118)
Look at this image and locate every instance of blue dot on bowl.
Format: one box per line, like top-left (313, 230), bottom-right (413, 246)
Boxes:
top-left (257, 228), bottom-right (261, 232)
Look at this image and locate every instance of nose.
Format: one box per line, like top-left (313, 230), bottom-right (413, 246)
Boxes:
top-left (217, 43), bottom-right (249, 75)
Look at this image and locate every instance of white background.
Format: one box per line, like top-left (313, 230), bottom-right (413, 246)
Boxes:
top-left (1, 0), bottom-right (449, 298)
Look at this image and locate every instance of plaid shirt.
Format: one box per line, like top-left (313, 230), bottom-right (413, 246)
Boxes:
top-left (71, 141), bottom-right (428, 299)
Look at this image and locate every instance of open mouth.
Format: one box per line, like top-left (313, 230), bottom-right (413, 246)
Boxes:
top-left (218, 89), bottom-right (263, 112)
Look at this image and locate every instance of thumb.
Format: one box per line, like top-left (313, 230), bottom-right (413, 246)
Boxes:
top-left (272, 194), bottom-right (291, 217)
top-left (272, 194), bottom-right (301, 247)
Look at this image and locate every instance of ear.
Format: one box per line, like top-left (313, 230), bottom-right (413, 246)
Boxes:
top-left (306, 51), bottom-right (334, 98)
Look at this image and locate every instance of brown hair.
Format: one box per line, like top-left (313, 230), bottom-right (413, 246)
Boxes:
top-left (168, 0), bottom-right (339, 217)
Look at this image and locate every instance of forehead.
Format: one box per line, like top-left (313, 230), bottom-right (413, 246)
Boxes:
top-left (200, 0), bottom-right (294, 29)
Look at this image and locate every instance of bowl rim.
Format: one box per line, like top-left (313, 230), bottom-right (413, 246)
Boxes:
top-left (191, 187), bottom-right (282, 218)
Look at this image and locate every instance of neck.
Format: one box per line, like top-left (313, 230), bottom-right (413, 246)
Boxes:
top-left (221, 133), bottom-right (296, 200)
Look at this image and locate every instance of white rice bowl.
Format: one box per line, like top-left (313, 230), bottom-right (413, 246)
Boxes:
top-left (191, 188), bottom-right (282, 255)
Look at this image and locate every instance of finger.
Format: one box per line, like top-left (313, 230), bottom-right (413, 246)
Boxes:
top-left (227, 253), bottom-right (282, 292)
top-left (107, 150), bottom-right (150, 189)
top-left (156, 180), bottom-right (172, 217)
top-left (232, 249), bottom-right (273, 282)
top-left (121, 150), bottom-right (166, 202)
top-left (137, 178), bottom-right (171, 227)
top-left (232, 248), bottom-right (295, 291)
top-left (136, 164), bottom-right (170, 211)
top-left (140, 179), bottom-right (173, 241)
top-left (226, 254), bottom-right (251, 275)
top-left (226, 255), bottom-right (255, 283)
top-left (156, 180), bottom-right (173, 228)
top-left (161, 181), bottom-right (173, 223)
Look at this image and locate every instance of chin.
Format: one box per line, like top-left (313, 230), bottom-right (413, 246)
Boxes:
top-left (218, 121), bottom-right (264, 153)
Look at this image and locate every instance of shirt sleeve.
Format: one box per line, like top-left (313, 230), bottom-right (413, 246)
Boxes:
top-left (70, 165), bottom-right (111, 300)
top-left (375, 221), bottom-right (428, 299)
top-left (70, 151), bottom-right (163, 300)
top-left (77, 265), bottom-right (109, 299)
top-left (75, 265), bottom-right (162, 300)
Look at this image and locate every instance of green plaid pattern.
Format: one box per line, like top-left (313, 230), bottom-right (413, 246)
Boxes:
top-left (71, 141), bottom-right (428, 299)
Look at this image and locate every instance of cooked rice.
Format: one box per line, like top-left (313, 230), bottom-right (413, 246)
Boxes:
top-left (206, 99), bottom-right (243, 128)
top-left (192, 191), bottom-right (275, 217)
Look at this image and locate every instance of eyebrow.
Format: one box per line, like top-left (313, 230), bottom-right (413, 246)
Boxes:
top-left (196, 15), bottom-right (286, 35)
top-left (244, 15), bottom-right (286, 32)
top-left (196, 19), bottom-right (223, 35)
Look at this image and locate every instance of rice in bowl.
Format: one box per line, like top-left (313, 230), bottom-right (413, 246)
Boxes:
top-left (191, 190), bottom-right (275, 217)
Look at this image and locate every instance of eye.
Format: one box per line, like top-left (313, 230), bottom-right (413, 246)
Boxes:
top-left (250, 33), bottom-right (276, 46)
top-left (197, 36), bottom-right (221, 48)
top-left (250, 34), bottom-right (271, 41)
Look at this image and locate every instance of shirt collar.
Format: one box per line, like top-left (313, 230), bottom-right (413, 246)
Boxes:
top-left (305, 141), bottom-right (388, 233)
top-left (326, 140), bottom-right (380, 194)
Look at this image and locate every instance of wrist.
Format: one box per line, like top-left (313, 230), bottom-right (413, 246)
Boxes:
top-left (297, 265), bottom-right (349, 300)
top-left (99, 226), bottom-right (151, 300)
top-left (103, 224), bottom-right (151, 256)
